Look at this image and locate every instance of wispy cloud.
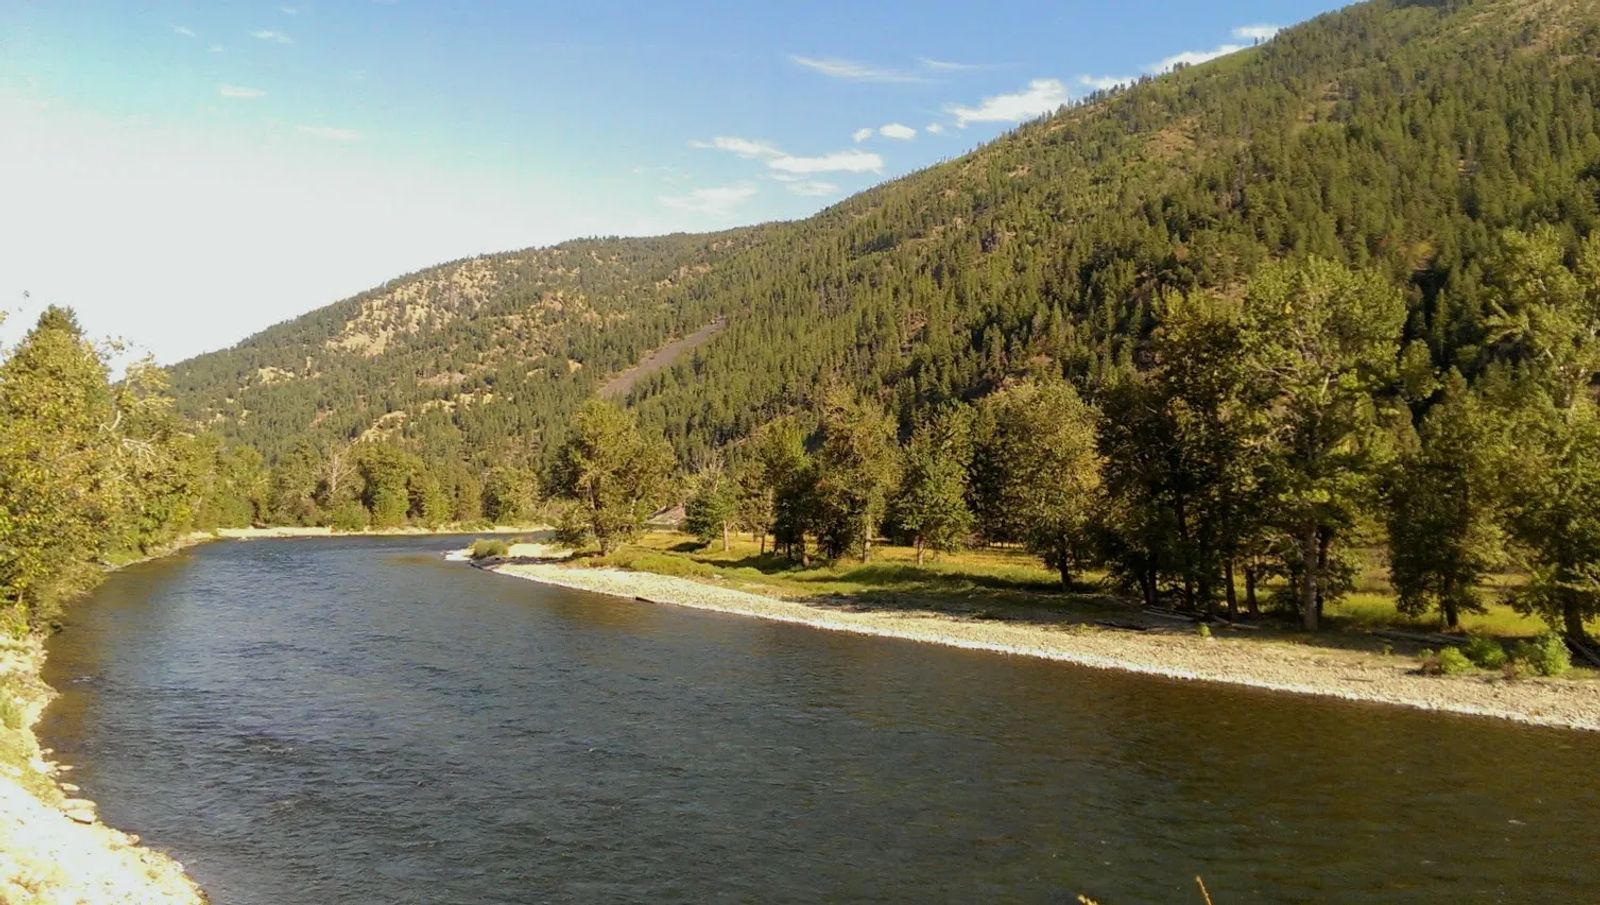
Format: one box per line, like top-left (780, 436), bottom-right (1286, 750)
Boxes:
top-left (789, 55), bottom-right (929, 84)
top-left (217, 84), bottom-right (266, 99)
top-left (207, 44), bottom-right (225, 54)
top-left (946, 78), bottom-right (1068, 127)
top-left (925, 122), bottom-right (946, 135)
top-left (852, 127), bottom-right (873, 143)
top-left (787, 180), bottom-right (839, 197)
top-left (877, 123), bottom-right (916, 141)
top-left (173, 25), bottom-right (196, 38)
top-left (297, 125), bottom-right (361, 142)
top-left (658, 183), bottom-right (759, 216)
top-left (691, 136), bottom-right (883, 175)
top-left (252, 29), bottom-right (292, 44)
top-left (688, 136), bottom-right (782, 159)
top-left (279, 5), bottom-right (300, 14)
top-left (917, 57), bottom-right (989, 72)
top-left (1079, 74), bottom-right (1135, 92)
top-left (767, 149), bottom-right (882, 175)
top-left (1234, 24), bottom-right (1282, 42)
top-left (1150, 24), bottom-right (1281, 74)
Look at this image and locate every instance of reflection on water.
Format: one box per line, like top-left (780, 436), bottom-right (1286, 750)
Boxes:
top-left (40, 537), bottom-right (1600, 904)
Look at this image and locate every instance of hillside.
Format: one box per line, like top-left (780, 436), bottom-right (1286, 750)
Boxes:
top-left (172, 0), bottom-right (1600, 467)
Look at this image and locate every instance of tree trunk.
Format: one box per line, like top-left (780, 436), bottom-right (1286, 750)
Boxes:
top-left (721, 521), bottom-right (730, 552)
top-left (915, 536), bottom-right (925, 566)
top-left (1245, 565), bottom-right (1259, 618)
top-left (1225, 560), bottom-right (1238, 621)
top-left (1300, 522), bottom-right (1319, 632)
top-left (860, 516), bottom-right (872, 563)
top-left (1564, 596), bottom-right (1589, 642)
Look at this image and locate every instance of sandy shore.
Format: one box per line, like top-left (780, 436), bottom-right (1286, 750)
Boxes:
top-left (0, 636), bottom-right (204, 904)
top-left (482, 547), bottom-right (1600, 733)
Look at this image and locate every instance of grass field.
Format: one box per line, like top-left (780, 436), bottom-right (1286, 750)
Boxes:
top-left (587, 531), bottom-right (1583, 643)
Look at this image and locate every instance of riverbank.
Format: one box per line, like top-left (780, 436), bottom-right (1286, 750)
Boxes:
top-left (0, 635), bottom-right (204, 904)
top-left (479, 544), bottom-right (1600, 733)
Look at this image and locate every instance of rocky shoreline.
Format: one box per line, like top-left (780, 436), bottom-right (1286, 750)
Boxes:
top-left (481, 549), bottom-right (1600, 733)
top-left (0, 636), bottom-right (204, 904)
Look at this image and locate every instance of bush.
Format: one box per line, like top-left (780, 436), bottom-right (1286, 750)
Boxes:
top-left (329, 500), bottom-right (369, 532)
top-left (1437, 646), bottom-right (1474, 675)
top-left (1463, 635), bottom-right (1507, 670)
top-left (1512, 633), bottom-right (1571, 677)
top-left (468, 538), bottom-right (510, 560)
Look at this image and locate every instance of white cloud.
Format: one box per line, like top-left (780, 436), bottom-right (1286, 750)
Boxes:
top-left (1149, 25), bottom-right (1280, 74)
top-left (173, 25), bottom-right (196, 38)
top-left (925, 122), bottom-right (945, 135)
top-left (217, 84), bottom-right (266, 99)
top-left (852, 127), bottom-right (873, 143)
top-left (787, 180), bottom-right (839, 197)
top-left (279, 5), bottom-right (300, 14)
top-left (207, 44), bottom-right (225, 54)
top-left (768, 150), bottom-right (882, 175)
top-left (1152, 44), bottom-right (1245, 72)
top-left (788, 55), bottom-right (928, 84)
top-left (693, 136), bottom-right (883, 175)
top-left (917, 57), bottom-right (985, 72)
top-left (946, 78), bottom-right (1068, 127)
top-left (297, 125), bottom-right (361, 142)
top-left (878, 123), bottom-right (916, 141)
top-left (1079, 74), bottom-right (1134, 92)
top-left (252, 29), bottom-right (292, 44)
top-left (688, 135), bottom-right (781, 159)
top-left (658, 184), bottom-right (758, 216)
top-left (1234, 24), bottom-right (1281, 41)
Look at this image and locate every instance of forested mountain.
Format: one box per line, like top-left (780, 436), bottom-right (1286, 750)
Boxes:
top-left (174, 0), bottom-right (1600, 469)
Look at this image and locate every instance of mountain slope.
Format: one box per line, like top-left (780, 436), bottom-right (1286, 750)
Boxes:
top-left (171, 0), bottom-right (1600, 467)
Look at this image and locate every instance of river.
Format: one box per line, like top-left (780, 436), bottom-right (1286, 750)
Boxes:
top-left (39, 536), bottom-right (1600, 903)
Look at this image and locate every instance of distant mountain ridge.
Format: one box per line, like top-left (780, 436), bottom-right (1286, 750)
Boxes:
top-left (171, 0), bottom-right (1600, 468)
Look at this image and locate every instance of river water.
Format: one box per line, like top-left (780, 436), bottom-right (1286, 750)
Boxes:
top-left (39, 537), bottom-right (1600, 903)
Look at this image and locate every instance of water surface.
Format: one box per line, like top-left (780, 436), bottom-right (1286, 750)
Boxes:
top-left (41, 537), bottom-right (1600, 903)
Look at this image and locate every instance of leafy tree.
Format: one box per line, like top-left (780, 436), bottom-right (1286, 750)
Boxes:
top-left (1387, 372), bottom-right (1503, 628)
top-left (407, 466), bottom-right (451, 528)
top-left (684, 460), bottom-right (736, 551)
top-left (893, 404), bottom-right (975, 564)
top-left (1242, 259), bottom-right (1405, 630)
top-left (0, 307), bottom-right (120, 623)
top-left (482, 465), bottom-right (537, 525)
top-left (356, 442), bottom-right (414, 529)
top-left (811, 388), bottom-right (901, 563)
top-left (268, 438), bottom-right (322, 527)
top-left (972, 377), bottom-right (1102, 586)
top-left (749, 417), bottom-right (814, 562)
top-left (552, 400), bottom-right (673, 554)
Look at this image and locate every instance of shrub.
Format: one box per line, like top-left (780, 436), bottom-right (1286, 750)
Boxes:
top-left (1463, 635), bottom-right (1507, 670)
top-left (1512, 633), bottom-right (1571, 677)
top-left (468, 538), bottom-right (510, 560)
top-left (0, 696), bottom-right (21, 731)
top-left (1437, 646), bottom-right (1474, 675)
top-left (329, 500), bottom-right (369, 532)
top-left (1197, 624), bottom-right (1212, 639)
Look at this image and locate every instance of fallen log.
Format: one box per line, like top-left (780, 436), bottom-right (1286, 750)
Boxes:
top-left (1371, 628), bottom-right (1466, 648)
top-left (1566, 635), bottom-right (1600, 669)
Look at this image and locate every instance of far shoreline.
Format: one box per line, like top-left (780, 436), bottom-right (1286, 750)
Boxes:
top-left (468, 544), bottom-right (1600, 734)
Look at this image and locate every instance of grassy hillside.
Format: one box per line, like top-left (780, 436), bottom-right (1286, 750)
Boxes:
top-left (172, 0), bottom-right (1600, 467)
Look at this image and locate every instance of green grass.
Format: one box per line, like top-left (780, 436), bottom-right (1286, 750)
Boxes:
top-left (617, 533), bottom-right (1596, 650)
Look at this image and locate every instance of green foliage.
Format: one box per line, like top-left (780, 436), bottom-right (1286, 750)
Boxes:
top-left (971, 377), bottom-right (1102, 586)
top-left (482, 465), bottom-right (537, 525)
top-left (683, 461), bottom-right (737, 550)
top-left (1242, 258), bottom-right (1406, 630)
top-left (1464, 635), bottom-right (1508, 670)
top-left (1437, 646), bottom-right (1474, 676)
top-left (892, 404), bottom-right (976, 563)
top-left (468, 538), bottom-right (510, 560)
top-left (328, 499), bottom-right (369, 532)
top-left (1512, 633), bottom-right (1572, 677)
top-left (811, 388), bottom-right (902, 563)
top-left (552, 400), bottom-right (674, 554)
top-left (1387, 372), bottom-right (1502, 628)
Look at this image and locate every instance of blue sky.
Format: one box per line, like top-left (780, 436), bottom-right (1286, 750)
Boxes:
top-left (0, 0), bottom-right (1347, 362)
